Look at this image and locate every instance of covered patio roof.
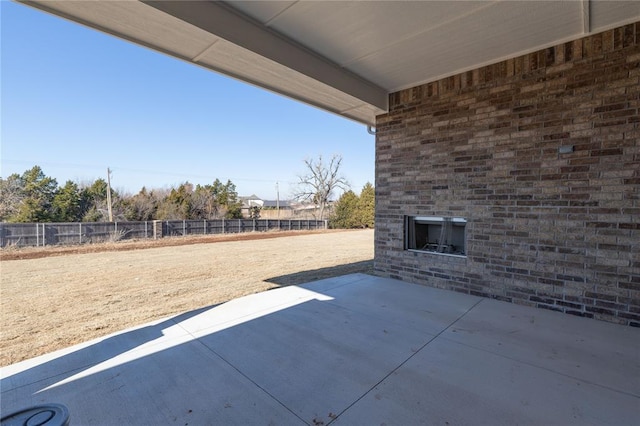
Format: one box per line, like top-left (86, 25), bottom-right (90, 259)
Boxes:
top-left (19, 0), bottom-right (640, 126)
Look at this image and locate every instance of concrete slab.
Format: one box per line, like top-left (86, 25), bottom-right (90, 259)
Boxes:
top-left (195, 298), bottom-right (436, 425)
top-left (444, 298), bottom-right (640, 396)
top-left (317, 274), bottom-right (483, 335)
top-left (2, 274), bottom-right (639, 425)
top-left (335, 338), bottom-right (640, 425)
top-left (2, 339), bottom-right (304, 425)
top-left (300, 272), bottom-right (371, 293)
top-left (174, 284), bottom-right (335, 336)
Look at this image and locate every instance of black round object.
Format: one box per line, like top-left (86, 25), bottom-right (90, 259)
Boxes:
top-left (1, 404), bottom-right (70, 426)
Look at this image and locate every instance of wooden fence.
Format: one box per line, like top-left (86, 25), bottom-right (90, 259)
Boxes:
top-left (0, 219), bottom-right (327, 248)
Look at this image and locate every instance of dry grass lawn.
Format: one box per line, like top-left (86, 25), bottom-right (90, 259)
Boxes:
top-left (0, 229), bottom-right (374, 366)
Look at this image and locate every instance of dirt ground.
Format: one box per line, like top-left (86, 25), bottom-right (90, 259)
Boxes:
top-left (0, 229), bottom-right (374, 366)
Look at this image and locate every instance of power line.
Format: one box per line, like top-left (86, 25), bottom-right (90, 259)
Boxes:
top-left (2, 159), bottom-right (297, 185)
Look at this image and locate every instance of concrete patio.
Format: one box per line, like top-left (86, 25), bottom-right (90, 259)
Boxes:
top-left (1, 273), bottom-right (639, 425)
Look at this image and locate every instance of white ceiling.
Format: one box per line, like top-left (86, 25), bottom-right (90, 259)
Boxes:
top-left (20, 0), bottom-right (640, 126)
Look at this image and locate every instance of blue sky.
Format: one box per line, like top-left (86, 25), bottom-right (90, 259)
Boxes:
top-left (0, 1), bottom-right (374, 200)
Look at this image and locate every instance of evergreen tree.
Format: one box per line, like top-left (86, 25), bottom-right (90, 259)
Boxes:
top-left (157, 182), bottom-right (193, 220)
top-left (13, 166), bottom-right (58, 222)
top-left (222, 180), bottom-right (242, 219)
top-left (52, 181), bottom-right (83, 222)
top-left (189, 179), bottom-right (242, 220)
top-left (330, 190), bottom-right (359, 229)
top-left (357, 182), bottom-right (375, 228)
top-left (81, 178), bottom-right (116, 222)
top-left (329, 183), bottom-right (375, 229)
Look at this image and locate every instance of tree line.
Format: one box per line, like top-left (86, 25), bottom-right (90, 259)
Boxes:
top-left (1, 164), bottom-right (375, 228)
top-left (0, 166), bottom-right (242, 223)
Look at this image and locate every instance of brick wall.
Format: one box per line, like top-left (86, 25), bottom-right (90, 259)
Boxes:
top-left (374, 23), bottom-right (639, 326)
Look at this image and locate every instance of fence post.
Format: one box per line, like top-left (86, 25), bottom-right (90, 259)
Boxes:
top-left (324, 220), bottom-right (328, 230)
top-left (204, 219), bottom-right (207, 235)
top-left (153, 220), bottom-right (162, 239)
top-left (253, 219), bottom-right (255, 232)
top-left (183, 220), bottom-right (186, 236)
top-left (238, 219), bottom-right (241, 233)
top-left (42, 223), bottom-right (46, 246)
top-left (79, 222), bottom-right (82, 244)
top-left (222, 218), bottom-right (225, 234)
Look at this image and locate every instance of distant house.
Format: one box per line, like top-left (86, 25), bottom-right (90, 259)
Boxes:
top-left (238, 195), bottom-right (261, 212)
top-left (239, 194), bottom-right (263, 208)
top-left (238, 195), bottom-right (261, 218)
top-left (239, 196), bottom-right (324, 219)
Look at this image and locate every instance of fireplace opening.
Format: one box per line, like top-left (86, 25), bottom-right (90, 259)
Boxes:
top-left (405, 216), bottom-right (466, 256)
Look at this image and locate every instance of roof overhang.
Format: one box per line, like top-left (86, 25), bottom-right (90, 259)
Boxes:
top-left (18, 1), bottom-right (640, 126)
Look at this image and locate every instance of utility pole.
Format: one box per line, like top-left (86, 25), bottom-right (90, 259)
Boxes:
top-left (276, 181), bottom-right (280, 219)
top-left (106, 167), bottom-right (114, 222)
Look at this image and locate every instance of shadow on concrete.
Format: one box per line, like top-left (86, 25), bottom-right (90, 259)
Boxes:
top-left (265, 259), bottom-right (373, 287)
top-left (0, 304), bottom-right (217, 394)
top-left (1, 261), bottom-right (375, 398)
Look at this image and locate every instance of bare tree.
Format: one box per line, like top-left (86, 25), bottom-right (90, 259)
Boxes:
top-left (294, 154), bottom-right (350, 220)
top-left (0, 174), bottom-right (25, 222)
